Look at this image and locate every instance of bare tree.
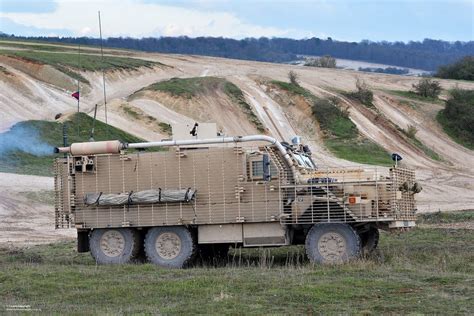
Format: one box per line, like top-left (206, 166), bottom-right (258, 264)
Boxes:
top-left (288, 71), bottom-right (299, 85)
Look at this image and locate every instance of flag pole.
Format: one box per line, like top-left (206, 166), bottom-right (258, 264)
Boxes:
top-left (77, 43), bottom-right (81, 114)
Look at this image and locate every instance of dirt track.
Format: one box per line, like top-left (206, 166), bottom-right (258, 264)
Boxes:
top-left (0, 45), bottom-right (473, 244)
top-left (0, 172), bottom-right (75, 245)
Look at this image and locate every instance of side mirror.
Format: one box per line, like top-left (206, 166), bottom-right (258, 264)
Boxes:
top-left (262, 154), bottom-right (271, 181)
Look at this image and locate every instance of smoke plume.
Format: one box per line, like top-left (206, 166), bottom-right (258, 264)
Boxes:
top-left (0, 125), bottom-right (53, 156)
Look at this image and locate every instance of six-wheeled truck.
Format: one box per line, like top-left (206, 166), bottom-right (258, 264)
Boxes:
top-left (54, 129), bottom-right (420, 268)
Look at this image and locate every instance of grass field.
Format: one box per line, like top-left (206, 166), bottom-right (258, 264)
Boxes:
top-left (0, 211), bottom-right (473, 314)
top-left (0, 49), bottom-right (158, 84)
top-left (272, 80), bottom-right (392, 166)
top-left (388, 90), bottom-right (443, 104)
top-left (0, 113), bottom-right (144, 176)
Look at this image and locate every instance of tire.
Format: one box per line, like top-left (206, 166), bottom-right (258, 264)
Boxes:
top-left (89, 228), bottom-right (138, 264)
top-left (197, 244), bottom-right (230, 265)
top-left (360, 227), bottom-right (379, 255)
top-left (305, 223), bottom-right (361, 264)
top-left (144, 226), bottom-right (195, 268)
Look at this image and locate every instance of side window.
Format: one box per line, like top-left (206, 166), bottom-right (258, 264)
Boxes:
top-left (252, 161), bottom-right (264, 177)
top-left (250, 160), bottom-right (278, 179)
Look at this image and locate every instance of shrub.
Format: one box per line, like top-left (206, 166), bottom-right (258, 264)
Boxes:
top-left (412, 78), bottom-right (442, 98)
top-left (304, 55), bottom-right (337, 68)
top-left (288, 71), bottom-right (299, 85)
top-left (406, 125), bottom-right (418, 139)
top-left (437, 88), bottom-right (474, 149)
top-left (346, 78), bottom-right (374, 108)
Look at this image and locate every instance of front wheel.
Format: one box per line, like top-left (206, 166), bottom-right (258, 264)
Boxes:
top-left (144, 226), bottom-right (195, 268)
top-left (89, 228), bottom-right (139, 264)
top-left (305, 223), bottom-right (361, 264)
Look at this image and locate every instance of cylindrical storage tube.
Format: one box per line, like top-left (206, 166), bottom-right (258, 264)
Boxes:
top-left (70, 140), bottom-right (123, 155)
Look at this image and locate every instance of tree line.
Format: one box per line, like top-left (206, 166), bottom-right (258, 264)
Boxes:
top-left (1, 33), bottom-right (473, 71)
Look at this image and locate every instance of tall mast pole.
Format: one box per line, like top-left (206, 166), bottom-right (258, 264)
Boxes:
top-left (98, 10), bottom-right (108, 137)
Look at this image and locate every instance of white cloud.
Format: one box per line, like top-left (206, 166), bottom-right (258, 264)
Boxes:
top-left (0, 0), bottom-right (310, 38)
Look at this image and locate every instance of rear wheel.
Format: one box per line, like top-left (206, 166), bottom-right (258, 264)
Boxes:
top-left (89, 228), bottom-right (138, 264)
top-left (144, 226), bottom-right (195, 268)
top-left (305, 223), bottom-right (361, 264)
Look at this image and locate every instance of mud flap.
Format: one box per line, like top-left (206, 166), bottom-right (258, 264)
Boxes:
top-left (77, 230), bottom-right (90, 253)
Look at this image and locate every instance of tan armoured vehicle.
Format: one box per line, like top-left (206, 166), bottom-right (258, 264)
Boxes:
top-left (54, 124), bottom-right (419, 267)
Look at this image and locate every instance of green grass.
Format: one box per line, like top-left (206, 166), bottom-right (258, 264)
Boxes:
top-left (271, 80), bottom-right (313, 98)
top-left (138, 76), bottom-right (225, 99)
top-left (418, 210), bottom-right (474, 224)
top-left (0, 39), bottom-right (80, 52)
top-left (325, 139), bottom-right (393, 166)
top-left (0, 226), bottom-right (472, 314)
top-left (0, 49), bottom-right (158, 84)
top-left (388, 90), bottom-right (443, 104)
top-left (271, 80), bottom-right (392, 166)
top-left (437, 110), bottom-right (474, 150)
top-left (0, 112), bottom-right (145, 176)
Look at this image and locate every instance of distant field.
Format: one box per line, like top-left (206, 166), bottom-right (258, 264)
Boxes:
top-left (0, 210), bottom-right (473, 314)
top-left (0, 48), bottom-right (159, 84)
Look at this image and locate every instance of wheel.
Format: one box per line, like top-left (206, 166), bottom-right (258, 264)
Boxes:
top-left (197, 244), bottom-right (230, 264)
top-left (89, 228), bottom-right (138, 264)
top-left (305, 223), bottom-right (361, 264)
top-left (144, 226), bottom-right (195, 268)
top-left (360, 227), bottom-right (379, 255)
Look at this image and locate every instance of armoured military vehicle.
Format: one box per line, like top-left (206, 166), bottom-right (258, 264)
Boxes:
top-left (54, 124), bottom-right (419, 267)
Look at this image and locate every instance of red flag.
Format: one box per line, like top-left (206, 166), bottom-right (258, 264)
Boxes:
top-left (71, 91), bottom-right (80, 100)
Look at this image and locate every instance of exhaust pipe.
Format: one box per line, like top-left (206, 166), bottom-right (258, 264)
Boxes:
top-left (54, 140), bottom-right (124, 155)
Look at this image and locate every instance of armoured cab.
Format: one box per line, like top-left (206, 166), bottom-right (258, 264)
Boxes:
top-left (54, 126), bottom-right (419, 268)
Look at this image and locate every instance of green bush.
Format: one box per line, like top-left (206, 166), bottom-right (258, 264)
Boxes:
top-left (412, 78), bottom-right (442, 98)
top-left (436, 56), bottom-right (474, 81)
top-left (437, 88), bottom-right (474, 149)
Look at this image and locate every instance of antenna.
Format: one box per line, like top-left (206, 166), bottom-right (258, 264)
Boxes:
top-left (76, 43), bottom-right (81, 138)
top-left (90, 104), bottom-right (98, 141)
top-left (98, 10), bottom-right (108, 137)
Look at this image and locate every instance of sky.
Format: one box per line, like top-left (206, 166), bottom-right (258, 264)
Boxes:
top-left (0, 0), bottom-right (472, 42)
